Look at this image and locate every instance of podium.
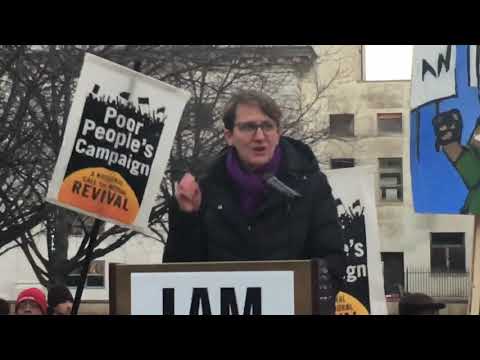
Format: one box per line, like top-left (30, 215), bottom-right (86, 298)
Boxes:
top-left (109, 259), bottom-right (336, 315)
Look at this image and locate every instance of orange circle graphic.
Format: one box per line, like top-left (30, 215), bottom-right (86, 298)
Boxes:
top-left (335, 291), bottom-right (369, 315)
top-left (58, 167), bottom-right (139, 224)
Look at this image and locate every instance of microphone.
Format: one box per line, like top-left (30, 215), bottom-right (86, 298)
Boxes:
top-left (263, 173), bottom-right (302, 198)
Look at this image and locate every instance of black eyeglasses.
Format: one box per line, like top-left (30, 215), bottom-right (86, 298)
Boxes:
top-left (234, 121), bottom-right (277, 135)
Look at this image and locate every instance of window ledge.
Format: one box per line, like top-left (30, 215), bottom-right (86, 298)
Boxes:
top-left (376, 134), bottom-right (404, 137)
top-left (377, 201), bottom-right (404, 206)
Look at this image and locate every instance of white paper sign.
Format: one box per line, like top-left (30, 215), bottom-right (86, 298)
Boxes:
top-left (411, 45), bottom-right (456, 110)
top-left (131, 271), bottom-right (295, 315)
top-left (46, 53), bottom-right (190, 234)
top-left (325, 166), bottom-right (387, 315)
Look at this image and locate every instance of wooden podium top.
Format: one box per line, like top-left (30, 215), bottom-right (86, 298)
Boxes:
top-left (109, 260), bottom-right (323, 315)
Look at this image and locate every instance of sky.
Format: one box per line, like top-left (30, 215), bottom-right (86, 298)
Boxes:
top-left (364, 45), bottom-right (413, 81)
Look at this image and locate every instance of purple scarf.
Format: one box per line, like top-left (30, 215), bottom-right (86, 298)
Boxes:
top-left (226, 146), bottom-right (282, 216)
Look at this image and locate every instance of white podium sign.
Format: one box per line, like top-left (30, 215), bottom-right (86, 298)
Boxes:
top-left (131, 271), bottom-right (295, 315)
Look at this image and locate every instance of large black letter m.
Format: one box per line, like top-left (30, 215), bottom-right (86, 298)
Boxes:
top-left (422, 45), bottom-right (452, 81)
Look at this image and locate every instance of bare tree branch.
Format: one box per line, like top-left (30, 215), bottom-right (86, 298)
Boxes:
top-left (0, 45), bottom-right (344, 292)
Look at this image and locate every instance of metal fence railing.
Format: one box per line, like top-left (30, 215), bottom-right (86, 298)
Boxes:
top-left (404, 269), bottom-right (470, 299)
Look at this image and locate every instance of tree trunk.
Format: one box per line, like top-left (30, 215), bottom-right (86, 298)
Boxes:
top-left (50, 208), bottom-right (70, 286)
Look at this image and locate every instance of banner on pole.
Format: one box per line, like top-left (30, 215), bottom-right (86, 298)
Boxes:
top-left (46, 53), bottom-right (191, 234)
top-left (326, 167), bottom-right (387, 315)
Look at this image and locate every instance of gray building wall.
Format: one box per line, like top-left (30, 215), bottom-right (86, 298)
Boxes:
top-left (303, 45), bottom-right (473, 303)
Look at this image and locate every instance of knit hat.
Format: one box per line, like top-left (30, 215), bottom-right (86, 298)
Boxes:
top-left (399, 293), bottom-right (446, 315)
top-left (48, 285), bottom-right (74, 308)
top-left (16, 288), bottom-right (47, 314)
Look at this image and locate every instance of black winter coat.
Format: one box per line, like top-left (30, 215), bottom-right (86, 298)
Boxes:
top-left (163, 137), bottom-right (345, 282)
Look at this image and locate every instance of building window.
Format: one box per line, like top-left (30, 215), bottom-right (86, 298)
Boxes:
top-left (188, 102), bottom-right (214, 128)
top-left (330, 158), bottom-right (355, 169)
top-left (69, 216), bottom-right (105, 237)
top-left (329, 114), bottom-right (354, 137)
top-left (379, 158), bottom-right (403, 202)
top-left (381, 252), bottom-right (404, 296)
top-left (377, 113), bottom-right (402, 135)
top-left (66, 260), bottom-right (105, 288)
top-left (431, 233), bottom-right (466, 273)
